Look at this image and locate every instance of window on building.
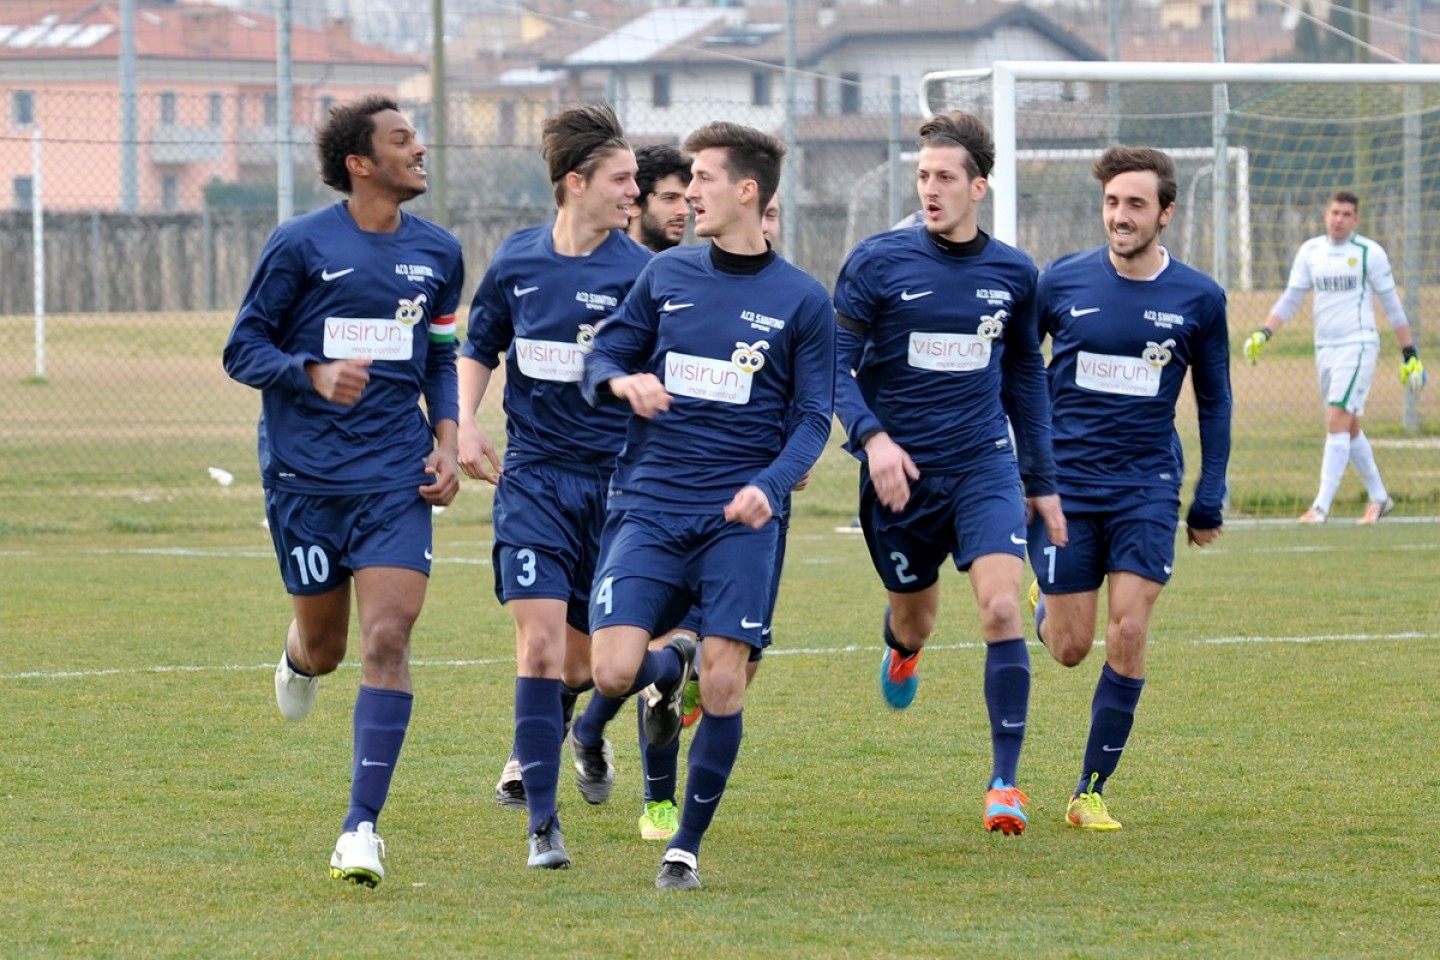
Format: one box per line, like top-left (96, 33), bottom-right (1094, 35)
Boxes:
top-left (160, 91), bottom-right (178, 125)
top-left (263, 93), bottom-right (277, 127)
top-left (814, 76), bottom-right (827, 115)
top-left (161, 175), bottom-right (179, 212)
top-left (13, 90), bottom-right (36, 127)
top-left (652, 73), bottom-right (672, 109)
top-left (840, 72), bottom-right (861, 115)
top-left (14, 176), bottom-right (33, 210)
top-left (209, 92), bottom-right (223, 127)
top-left (319, 96), bottom-right (335, 122)
top-left (752, 71), bottom-right (772, 107)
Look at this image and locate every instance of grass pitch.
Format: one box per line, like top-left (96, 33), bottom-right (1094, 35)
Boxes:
top-left (3, 513), bottom-right (1438, 958)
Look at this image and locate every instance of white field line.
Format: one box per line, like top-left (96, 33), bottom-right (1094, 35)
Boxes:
top-left (3, 633), bottom-right (1434, 682)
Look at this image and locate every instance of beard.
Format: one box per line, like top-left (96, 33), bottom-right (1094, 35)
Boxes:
top-left (638, 211), bottom-right (681, 251)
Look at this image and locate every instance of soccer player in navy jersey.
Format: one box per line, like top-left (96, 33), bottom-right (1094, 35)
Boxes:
top-left (628, 143), bottom-right (692, 252)
top-left (1028, 145), bottom-right (1232, 830)
top-left (832, 110), bottom-right (1065, 836)
top-left (456, 104), bottom-right (666, 870)
top-left (223, 95), bottom-right (463, 887)
top-left (581, 122), bottom-right (835, 890)
top-left (620, 142), bottom-right (699, 844)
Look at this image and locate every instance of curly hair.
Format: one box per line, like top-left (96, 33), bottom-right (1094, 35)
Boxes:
top-left (634, 143), bottom-right (692, 207)
top-left (316, 95), bottom-right (400, 195)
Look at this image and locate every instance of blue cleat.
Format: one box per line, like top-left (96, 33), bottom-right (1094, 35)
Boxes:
top-left (879, 647), bottom-right (921, 709)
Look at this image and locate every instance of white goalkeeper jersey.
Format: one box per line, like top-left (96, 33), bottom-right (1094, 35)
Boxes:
top-left (1274, 232), bottom-right (1407, 348)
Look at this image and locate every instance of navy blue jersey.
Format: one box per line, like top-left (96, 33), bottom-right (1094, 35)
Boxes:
top-left (462, 225), bottom-right (653, 470)
top-left (223, 203), bottom-right (463, 495)
top-left (1036, 245), bottom-right (1232, 518)
top-left (833, 226), bottom-right (1056, 495)
top-left (582, 244), bottom-right (836, 514)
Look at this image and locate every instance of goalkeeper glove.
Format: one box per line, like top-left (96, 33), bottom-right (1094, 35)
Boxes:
top-left (1400, 346), bottom-right (1426, 394)
top-left (1243, 328), bottom-right (1271, 364)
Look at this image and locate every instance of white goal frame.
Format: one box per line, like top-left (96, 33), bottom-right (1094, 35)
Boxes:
top-left (920, 60), bottom-right (1440, 290)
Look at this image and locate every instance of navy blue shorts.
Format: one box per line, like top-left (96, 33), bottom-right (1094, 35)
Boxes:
top-left (1026, 487), bottom-right (1179, 593)
top-left (491, 462), bottom-right (608, 633)
top-left (859, 452), bottom-right (1026, 593)
top-left (265, 487), bottom-right (432, 596)
top-left (590, 509), bottom-right (779, 651)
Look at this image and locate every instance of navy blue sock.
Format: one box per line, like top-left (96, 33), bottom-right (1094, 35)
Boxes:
top-left (638, 697), bottom-right (680, 804)
top-left (669, 708), bottom-right (742, 858)
top-left (343, 685), bottom-right (412, 832)
top-left (1078, 662), bottom-right (1145, 796)
top-left (560, 680), bottom-right (591, 734)
top-left (513, 677), bottom-right (564, 834)
top-left (882, 606), bottom-right (915, 657)
top-left (572, 689), bottom-right (627, 747)
top-left (984, 637), bottom-right (1030, 787)
top-left (619, 646), bottom-right (684, 698)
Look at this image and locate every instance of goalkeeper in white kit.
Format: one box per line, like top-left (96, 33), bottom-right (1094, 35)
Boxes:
top-left (1245, 189), bottom-right (1426, 524)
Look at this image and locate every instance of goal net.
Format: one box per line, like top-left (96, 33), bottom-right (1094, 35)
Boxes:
top-left (918, 61), bottom-right (1440, 518)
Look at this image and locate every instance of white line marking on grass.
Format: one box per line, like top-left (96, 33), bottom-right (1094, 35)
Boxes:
top-left (1201, 632), bottom-right (1434, 645)
top-left (1220, 516), bottom-right (1440, 527)
top-left (7, 635), bottom-right (1436, 682)
top-left (0, 656), bottom-right (515, 681)
top-left (77, 547), bottom-right (490, 565)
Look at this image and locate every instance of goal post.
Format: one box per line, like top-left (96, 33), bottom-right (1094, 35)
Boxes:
top-left (916, 60), bottom-right (1440, 515)
top-left (922, 60), bottom-right (1440, 281)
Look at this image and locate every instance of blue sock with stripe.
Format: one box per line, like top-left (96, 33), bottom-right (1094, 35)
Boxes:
top-left (513, 677), bottom-right (564, 834)
top-left (669, 708), bottom-right (742, 858)
top-left (638, 696), bottom-right (680, 804)
top-left (343, 685), bottom-right (412, 832)
top-left (984, 637), bottom-right (1030, 787)
top-left (1078, 663), bottom-right (1145, 796)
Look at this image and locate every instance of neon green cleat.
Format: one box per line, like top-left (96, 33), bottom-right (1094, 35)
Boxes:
top-left (638, 799), bottom-right (679, 841)
top-left (681, 679), bottom-right (702, 728)
top-left (1066, 773), bottom-right (1122, 831)
top-left (1027, 580), bottom-right (1047, 646)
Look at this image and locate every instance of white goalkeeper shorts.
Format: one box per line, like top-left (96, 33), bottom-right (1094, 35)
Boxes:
top-left (1315, 341), bottom-right (1377, 416)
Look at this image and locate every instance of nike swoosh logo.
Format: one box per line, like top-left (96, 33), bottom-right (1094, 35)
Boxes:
top-left (899, 290), bottom-right (933, 301)
top-left (1000, 719), bottom-right (1026, 729)
top-left (321, 267), bottom-right (354, 281)
top-left (424, 549), bottom-right (433, 561)
top-left (519, 760), bottom-right (543, 774)
top-left (1101, 745), bottom-right (1124, 753)
top-left (740, 618), bottom-right (762, 629)
top-left (661, 300), bottom-right (694, 312)
top-left (360, 758), bottom-right (390, 767)
top-left (1010, 533), bottom-right (1026, 546)
top-left (513, 285), bottom-right (539, 297)
top-left (692, 791), bottom-right (723, 804)
top-left (1070, 305), bottom-right (1101, 317)
top-left (1163, 564), bottom-right (1173, 575)
top-left (646, 774), bottom-right (666, 782)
